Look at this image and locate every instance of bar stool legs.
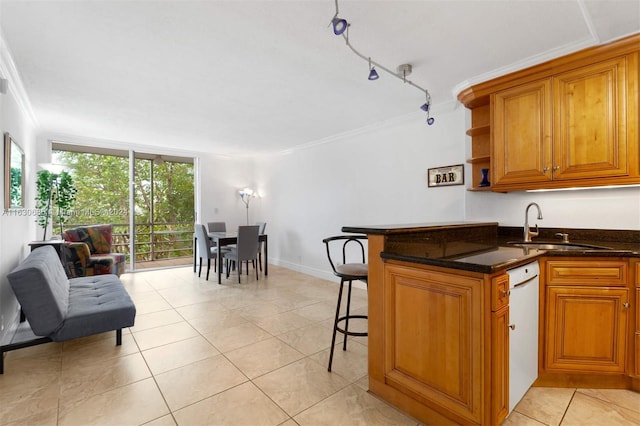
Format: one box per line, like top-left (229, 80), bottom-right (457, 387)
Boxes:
top-left (328, 278), bottom-right (368, 372)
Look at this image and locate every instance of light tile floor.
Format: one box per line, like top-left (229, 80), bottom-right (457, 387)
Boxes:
top-left (1, 264), bottom-right (639, 425)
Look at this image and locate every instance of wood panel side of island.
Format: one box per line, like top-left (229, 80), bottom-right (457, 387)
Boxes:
top-left (367, 235), bottom-right (463, 425)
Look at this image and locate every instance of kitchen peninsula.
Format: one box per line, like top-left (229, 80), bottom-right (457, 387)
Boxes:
top-left (343, 222), bottom-right (639, 426)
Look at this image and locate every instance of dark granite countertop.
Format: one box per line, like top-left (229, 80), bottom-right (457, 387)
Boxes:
top-left (342, 221), bottom-right (499, 235)
top-left (343, 222), bottom-right (640, 274)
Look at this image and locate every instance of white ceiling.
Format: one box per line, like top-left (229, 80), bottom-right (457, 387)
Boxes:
top-left (1, 0), bottom-right (638, 156)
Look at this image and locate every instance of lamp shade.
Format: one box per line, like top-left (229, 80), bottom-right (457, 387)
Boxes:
top-left (420, 103), bottom-right (430, 112)
top-left (368, 68), bottom-right (379, 80)
top-left (331, 17), bottom-right (348, 35)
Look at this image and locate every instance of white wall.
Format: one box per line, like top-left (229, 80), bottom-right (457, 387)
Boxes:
top-left (0, 82), bottom-right (38, 345)
top-left (465, 187), bottom-right (640, 230)
top-left (197, 152), bottom-right (258, 231)
top-left (254, 102), bottom-right (467, 280)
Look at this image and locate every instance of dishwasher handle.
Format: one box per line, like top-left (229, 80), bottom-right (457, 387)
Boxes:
top-left (512, 274), bottom-right (538, 289)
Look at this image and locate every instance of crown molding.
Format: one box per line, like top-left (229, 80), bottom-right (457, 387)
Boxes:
top-left (0, 28), bottom-right (38, 127)
top-left (273, 99), bottom-right (458, 158)
top-left (450, 36), bottom-right (597, 101)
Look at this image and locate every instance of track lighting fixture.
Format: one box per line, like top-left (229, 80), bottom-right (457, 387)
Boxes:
top-left (420, 92), bottom-right (435, 126)
top-left (331, 17), bottom-right (347, 35)
top-left (329, 0), bottom-right (348, 35)
top-left (329, 0), bottom-right (435, 125)
top-left (368, 58), bottom-right (379, 80)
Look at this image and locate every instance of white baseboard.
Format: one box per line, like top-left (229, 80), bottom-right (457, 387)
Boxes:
top-left (269, 258), bottom-right (368, 291)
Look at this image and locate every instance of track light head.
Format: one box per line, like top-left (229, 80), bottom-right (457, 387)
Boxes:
top-left (421, 91), bottom-right (435, 125)
top-left (367, 58), bottom-right (379, 80)
top-left (331, 17), bottom-right (348, 35)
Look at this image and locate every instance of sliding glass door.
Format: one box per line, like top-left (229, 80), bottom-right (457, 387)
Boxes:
top-left (133, 154), bottom-right (194, 269)
top-left (52, 144), bottom-right (195, 270)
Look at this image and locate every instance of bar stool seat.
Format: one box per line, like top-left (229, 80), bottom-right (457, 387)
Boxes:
top-left (323, 235), bottom-right (368, 372)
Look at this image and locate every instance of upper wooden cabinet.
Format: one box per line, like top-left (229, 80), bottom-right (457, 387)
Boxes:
top-left (553, 57), bottom-right (630, 181)
top-left (459, 33), bottom-right (640, 191)
top-left (492, 79), bottom-right (552, 188)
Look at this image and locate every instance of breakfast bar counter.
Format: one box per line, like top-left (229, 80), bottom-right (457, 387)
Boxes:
top-left (342, 222), bottom-right (639, 425)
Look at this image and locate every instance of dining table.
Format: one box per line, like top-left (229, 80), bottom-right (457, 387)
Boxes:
top-left (194, 231), bottom-right (268, 284)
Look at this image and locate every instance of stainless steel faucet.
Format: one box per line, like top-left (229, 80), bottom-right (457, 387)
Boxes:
top-left (523, 202), bottom-right (543, 242)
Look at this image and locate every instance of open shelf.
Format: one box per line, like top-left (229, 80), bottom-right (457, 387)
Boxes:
top-left (465, 103), bottom-right (492, 191)
top-left (466, 155), bottom-right (491, 164)
top-left (465, 125), bottom-right (490, 137)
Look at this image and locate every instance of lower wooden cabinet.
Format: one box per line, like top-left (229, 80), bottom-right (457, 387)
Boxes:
top-left (543, 259), bottom-right (631, 376)
top-left (634, 261), bottom-right (640, 382)
top-left (491, 305), bottom-right (509, 422)
top-left (378, 262), bottom-right (508, 425)
top-left (383, 263), bottom-right (483, 423)
top-left (545, 286), bottom-right (628, 373)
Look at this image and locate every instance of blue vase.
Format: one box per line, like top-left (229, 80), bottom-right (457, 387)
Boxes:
top-left (479, 168), bottom-right (490, 187)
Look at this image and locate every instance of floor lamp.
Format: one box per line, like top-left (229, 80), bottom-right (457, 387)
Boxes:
top-left (239, 188), bottom-right (256, 225)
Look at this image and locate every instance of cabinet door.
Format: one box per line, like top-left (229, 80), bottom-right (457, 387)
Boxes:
top-left (492, 79), bottom-right (552, 189)
top-left (491, 306), bottom-right (509, 425)
top-left (632, 260), bottom-right (640, 377)
top-left (383, 264), bottom-right (484, 424)
top-left (552, 56), bottom-right (629, 180)
top-left (545, 286), bottom-right (628, 373)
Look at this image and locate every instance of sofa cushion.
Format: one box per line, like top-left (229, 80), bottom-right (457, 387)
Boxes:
top-left (6, 246), bottom-right (70, 337)
top-left (52, 274), bottom-right (136, 341)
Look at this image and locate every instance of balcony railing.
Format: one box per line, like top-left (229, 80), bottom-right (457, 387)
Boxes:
top-left (63, 221), bottom-right (194, 264)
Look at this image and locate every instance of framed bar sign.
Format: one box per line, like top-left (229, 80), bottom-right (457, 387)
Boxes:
top-left (427, 164), bottom-right (464, 187)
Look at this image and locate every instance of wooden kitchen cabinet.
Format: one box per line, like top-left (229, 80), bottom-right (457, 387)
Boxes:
top-left (543, 259), bottom-right (630, 375)
top-left (492, 55), bottom-right (636, 191)
top-left (545, 286), bottom-right (628, 373)
top-left (378, 261), bottom-right (508, 425)
top-left (492, 79), bottom-right (552, 188)
top-left (459, 33), bottom-right (640, 192)
top-left (634, 260), bottom-right (640, 386)
top-left (382, 263), bottom-right (483, 424)
top-left (552, 57), bottom-right (631, 181)
top-left (491, 274), bottom-right (510, 424)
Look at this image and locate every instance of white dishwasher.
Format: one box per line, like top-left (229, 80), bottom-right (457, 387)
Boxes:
top-left (506, 261), bottom-right (539, 413)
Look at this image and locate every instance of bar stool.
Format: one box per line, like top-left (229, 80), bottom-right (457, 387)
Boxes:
top-left (323, 235), bottom-right (368, 372)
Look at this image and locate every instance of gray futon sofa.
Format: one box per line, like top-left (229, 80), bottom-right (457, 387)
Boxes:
top-left (1, 245), bottom-right (136, 373)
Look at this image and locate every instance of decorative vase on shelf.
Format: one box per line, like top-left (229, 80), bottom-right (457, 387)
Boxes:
top-left (479, 168), bottom-right (490, 187)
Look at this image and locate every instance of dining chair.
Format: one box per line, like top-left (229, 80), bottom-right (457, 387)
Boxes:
top-left (255, 222), bottom-right (267, 272)
top-left (194, 224), bottom-right (228, 280)
top-left (207, 221), bottom-right (228, 252)
top-left (207, 222), bottom-right (226, 232)
top-left (323, 235), bottom-right (368, 372)
top-left (223, 225), bottom-right (260, 283)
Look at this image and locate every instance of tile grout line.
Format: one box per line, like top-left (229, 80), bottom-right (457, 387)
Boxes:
top-left (557, 388), bottom-right (577, 425)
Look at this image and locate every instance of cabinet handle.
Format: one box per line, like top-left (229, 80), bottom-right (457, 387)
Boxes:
top-left (501, 290), bottom-right (510, 297)
top-left (542, 167), bottom-right (549, 173)
top-left (623, 302), bottom-right (630, 308)
top-left (552, 165), bottom-right (560, 171)
top-left (509, 324), bottom-right (516, 330)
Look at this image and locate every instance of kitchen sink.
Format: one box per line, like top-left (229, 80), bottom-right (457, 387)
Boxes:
top-left (507, 241), bottom-right (613, 251)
